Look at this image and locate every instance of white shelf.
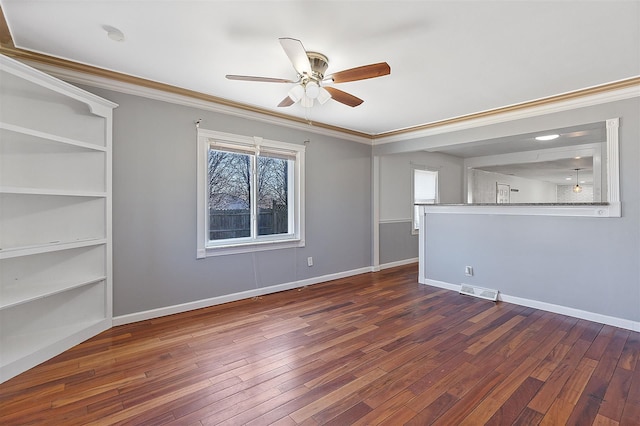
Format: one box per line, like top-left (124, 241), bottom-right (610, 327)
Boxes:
top-left (0, 238), bottom-right (106, 260)
top-left (0, 319), bottom-right (107, 368)
top-left (0, 276), bottom-right (106, 310)
top-left (0, 59), bottom-right (112, 146)
top-left (0, 122), bottom-right (108, 152)
top-left (0, 318), bottom-right (111, 383)
top-left (0, 138), bottom-right (106, 192)
top-left (0, 53), bottom-right (113, 384)
top-left (0, 186), bottom-right (107, 197)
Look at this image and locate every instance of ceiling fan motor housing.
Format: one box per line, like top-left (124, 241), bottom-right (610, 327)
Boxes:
top-left (306, 52), bottom-right (329, 81)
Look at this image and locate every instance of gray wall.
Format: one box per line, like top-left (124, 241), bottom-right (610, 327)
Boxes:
top-left (378, 97), bottom-right (640, 323)
top-left (469, 169), bottom-right (557, 203)
top-left (378, 151), bottom-right (464, 265)
top-left (83, 83), bottom-right (639, 324)
top-left (379, 221), bottom-right (418, 264)
top-left (84, 87), bottom-right (372, 317)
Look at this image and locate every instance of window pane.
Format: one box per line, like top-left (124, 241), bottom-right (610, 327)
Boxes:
top-left (414, 169), bottom-right (438, 203)
top-left (208, 149), bottom-right (251, 240)
top-left (413, 169), bottom-right (438, 231)
top-left (257, 154), bottom-right (290, 236)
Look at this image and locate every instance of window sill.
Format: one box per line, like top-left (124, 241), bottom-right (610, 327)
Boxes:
top-left (417, 202), bottom-right (620, 218)
top-left (197, 238), bottom-right (305, 258)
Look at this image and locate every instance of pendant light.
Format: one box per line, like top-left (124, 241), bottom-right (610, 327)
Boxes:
top-left (573, 169), bottom-right (582, 193)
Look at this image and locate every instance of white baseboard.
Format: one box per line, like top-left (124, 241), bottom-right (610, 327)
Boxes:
top-left (421, 278), bottom-right (640, 332)
top-left (421, 278), bottom-right (461, 292)
top-left (113, 266), bottom-right (373, 326)
top-left (379, 257), bottom-right (419, 270)
top-left (499, 293), bottom-right (640, 333)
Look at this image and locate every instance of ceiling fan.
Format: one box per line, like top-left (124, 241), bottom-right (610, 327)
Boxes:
top-left (226, 37), bottom-right (390, 108)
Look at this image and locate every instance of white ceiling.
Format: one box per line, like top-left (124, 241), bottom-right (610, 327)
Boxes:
top-left (475, 158), bottom-right (594, 186)
top-left (431, 121), bottom-right (604, 184)
top-left (430, 122), bottom-right (606, 158)
top-left (1, 1), bottom-right (639, 136)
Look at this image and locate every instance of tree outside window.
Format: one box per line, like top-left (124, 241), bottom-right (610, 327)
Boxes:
top-left (208, 149), bottom-right (291, 240)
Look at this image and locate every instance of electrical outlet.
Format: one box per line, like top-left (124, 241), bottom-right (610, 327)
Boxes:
top-left (465, 266), bottom-right (473, 276)
top-left (307, 256), bottom-right (313, 267)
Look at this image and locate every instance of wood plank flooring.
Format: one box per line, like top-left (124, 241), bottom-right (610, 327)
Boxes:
top-left (1, 264), bottom-right (639, 425)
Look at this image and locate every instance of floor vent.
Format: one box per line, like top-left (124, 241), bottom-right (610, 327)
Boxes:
top-left (460, 284), bottom-right (499, 302)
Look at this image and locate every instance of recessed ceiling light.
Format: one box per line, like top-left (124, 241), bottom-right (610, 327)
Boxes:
top-left (565, 177), bottom-right (572, 181)
top-left (102, 25), bottom-right (125, 42)
top-left (535, 134), bottom-right (560, 141)
top-left (574, 156), bottom-right (581, 159)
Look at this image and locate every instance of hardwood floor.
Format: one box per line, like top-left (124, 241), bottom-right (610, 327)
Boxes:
top-left (1, 264), bottom-right (639, 425)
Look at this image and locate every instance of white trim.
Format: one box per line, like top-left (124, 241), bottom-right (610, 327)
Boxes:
top-left (378, 218), bottom-right (413, 224)
top-left (112, 266), bottom-right (373, 326)
top-left (420, 278), bottom-right (461, 292)
top-left (200, 239), bottom-right (305, 258)
top-left (417, 114), bottom-right (620, 218)
top-left (379, 257), bottom-right (418, 270)
top-left (27, 61), bottom-right (372, 145)
top-left (418, 204), bottom-right (426, 283)
top-left (499, 293), bottom-right (640, 333)
top-left (24, 58), bottom-right (638, 147)
top-left (372, 156), bottom-right (380, 271)
top-left (0, 55), bottom-right (118, 113)
top-left (420, 203), bottom-right (620, 218)
top-left (420, 278), bottom-right (640, 333)
top-left (606, 118), bottom-right (620, 204)
top-left (374, 82), bottom-right (639, 145)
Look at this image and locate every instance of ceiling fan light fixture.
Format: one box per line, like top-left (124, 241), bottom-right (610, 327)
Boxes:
top-left (304, 81), bottom-right (320, 99)
top-left (288, 84), bottom-right (304, 102)
top-left (317, 87), bottom-right (331, 105)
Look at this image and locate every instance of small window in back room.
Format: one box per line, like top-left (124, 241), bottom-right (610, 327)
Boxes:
top-left (413, 168), bottom-right (438, 232)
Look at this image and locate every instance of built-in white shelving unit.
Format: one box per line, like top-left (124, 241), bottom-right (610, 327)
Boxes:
top-left (0, 54), bottom-right (117, 383)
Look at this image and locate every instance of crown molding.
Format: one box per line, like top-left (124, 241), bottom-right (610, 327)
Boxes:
top-left (1, 44), bottom-right (638, 146)
top-left (0, 46), bottom-right (373, 145)
top-left (373, 77), bottom-right (640, 144)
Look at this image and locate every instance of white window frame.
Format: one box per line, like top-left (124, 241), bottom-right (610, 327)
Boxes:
top-left (412, 167), bottom-right (438, 234)
top-left (197, 129), bottom-right (305, 258)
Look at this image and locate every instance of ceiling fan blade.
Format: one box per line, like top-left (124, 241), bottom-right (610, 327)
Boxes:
top-left (325, 87), bottom-right (363, 107)
top-left (277, 96), bottom-right (295, 107)
top-left (279, 37), bottom-right (312, 76)
top-left (327, 62), bottom-right (391, 83)
top-left (226, 74), bottom-right (294, 83)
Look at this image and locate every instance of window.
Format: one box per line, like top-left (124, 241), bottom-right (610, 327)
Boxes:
top-left (413, 168), bottom-right (438, 232)
top-left (197, 129), bottom-right (305, 258)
